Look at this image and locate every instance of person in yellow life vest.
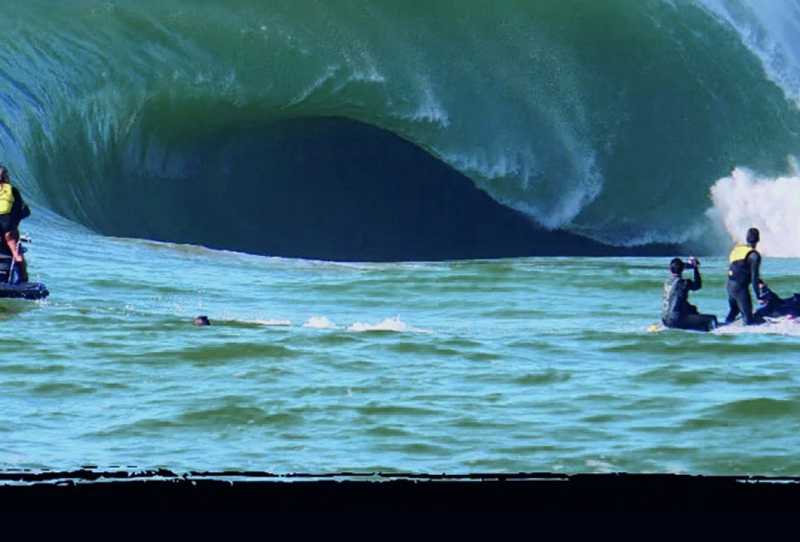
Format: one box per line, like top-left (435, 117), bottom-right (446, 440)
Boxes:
top-left (724, 227), bottom-right (764, 326)
top-left (0, 165), bottom-right (31, 282)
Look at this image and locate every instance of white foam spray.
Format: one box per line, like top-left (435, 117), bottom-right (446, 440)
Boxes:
top-left (714, 317), bottom-right (800, 336)
top-left (250, 319), bottom-right (293, 327)
top-left (648, 317), bottom-right (800, 336)
top-left (708, 163), bottom-right (800, 257)
top-left (347, 316), bottom-right (430, 334)
top-left (303, 316), bottom-right (338, 329)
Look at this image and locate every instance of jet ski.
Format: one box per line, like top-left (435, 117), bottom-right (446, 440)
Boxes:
top-left (754, 282), bottom-right (800, 320)
top-left (0, 237), bottom-right (48, 300)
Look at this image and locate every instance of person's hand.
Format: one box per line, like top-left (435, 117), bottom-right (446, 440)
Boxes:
top-left (688, 257), bottom-right (700, 268)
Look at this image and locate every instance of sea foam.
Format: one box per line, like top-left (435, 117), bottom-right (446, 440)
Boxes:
top-left (303, 316), bottom-right (338, 329)
top-left (347, 316), bottom-right (430, 333)
top-left (709, 164), bottom-right (800, 257)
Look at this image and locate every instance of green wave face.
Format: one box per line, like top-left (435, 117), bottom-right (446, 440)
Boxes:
top-left (1, 0), bottom-right (799, 258)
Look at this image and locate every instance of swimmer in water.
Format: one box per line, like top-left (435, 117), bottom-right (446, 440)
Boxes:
top-left (193, 315), bottom-right (211, 326)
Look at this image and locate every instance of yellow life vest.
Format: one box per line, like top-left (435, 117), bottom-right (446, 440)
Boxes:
top-left (0, 183), bottom-right (14, 215)
top-left (728, 244), bottom-right (756, 283)
top-left (728, 244), bottom-right (752, 264)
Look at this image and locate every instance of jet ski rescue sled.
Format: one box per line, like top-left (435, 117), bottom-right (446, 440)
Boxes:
top-left (0, 238), bottom-right (48, 300)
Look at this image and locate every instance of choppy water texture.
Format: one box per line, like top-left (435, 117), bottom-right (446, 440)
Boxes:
top-left (2, 215), bottom-right (799, 475)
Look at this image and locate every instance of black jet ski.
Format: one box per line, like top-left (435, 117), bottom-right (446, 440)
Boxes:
top-left (754, 281), bottom-right (800, 320)
top-left (0, 238), bottom-right (48, 300)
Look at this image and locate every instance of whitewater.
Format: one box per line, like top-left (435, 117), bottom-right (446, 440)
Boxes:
top-left (2, 0), bottom-right (800, 475)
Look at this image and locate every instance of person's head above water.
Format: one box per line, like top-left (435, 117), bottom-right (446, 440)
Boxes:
top-left (193, 315), bottom-right (211, 326)
top-left (746, 227), bottom-right (760, 246)
top-left (669, 257), bottom-right (684, 276)
top-left (0, 165), bottom-right (9, 183)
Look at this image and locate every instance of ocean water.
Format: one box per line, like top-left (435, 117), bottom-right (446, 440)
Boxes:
top-left (3, 1), bottom-right (800, 476)
top-left (2, 213), bottom-right (799, 475)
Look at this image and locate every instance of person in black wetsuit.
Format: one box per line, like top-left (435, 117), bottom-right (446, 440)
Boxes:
top-left (725, 227), bottom-right (764, 326)
top-left (661, 257), bottom-right (718, 332)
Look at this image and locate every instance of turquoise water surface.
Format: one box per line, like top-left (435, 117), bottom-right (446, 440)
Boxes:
top-left (2, 213), bottom-right (799, 475)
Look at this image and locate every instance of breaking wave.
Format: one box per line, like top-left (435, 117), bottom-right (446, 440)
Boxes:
top-left (1, 0), bottom-right (800, 259)
top-left (709, 160), bottom-right (800, 257)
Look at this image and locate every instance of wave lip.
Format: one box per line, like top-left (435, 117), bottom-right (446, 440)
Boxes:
top-left (699, 0), bottom-right (800, 107)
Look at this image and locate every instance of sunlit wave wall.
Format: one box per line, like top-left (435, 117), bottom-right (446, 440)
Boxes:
top-left (1, 0), bottom-right (799, 259)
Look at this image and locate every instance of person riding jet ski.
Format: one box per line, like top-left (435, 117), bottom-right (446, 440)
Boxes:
top-left (0, 165), bottom-right (47, 300)
top-left (725, 227), bottom-right (764, 325)
top-left (0, 235), bottom-right (48, 300)
top-left (0, 164), bottom-right (30, 282)
top-left (661, 257), bottom-right (718, 332)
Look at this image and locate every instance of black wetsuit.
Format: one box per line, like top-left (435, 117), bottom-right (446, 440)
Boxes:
top-left (725, 249), bottom-right (762, 325)
top-left (661, 267), bottom-right (718, 332)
